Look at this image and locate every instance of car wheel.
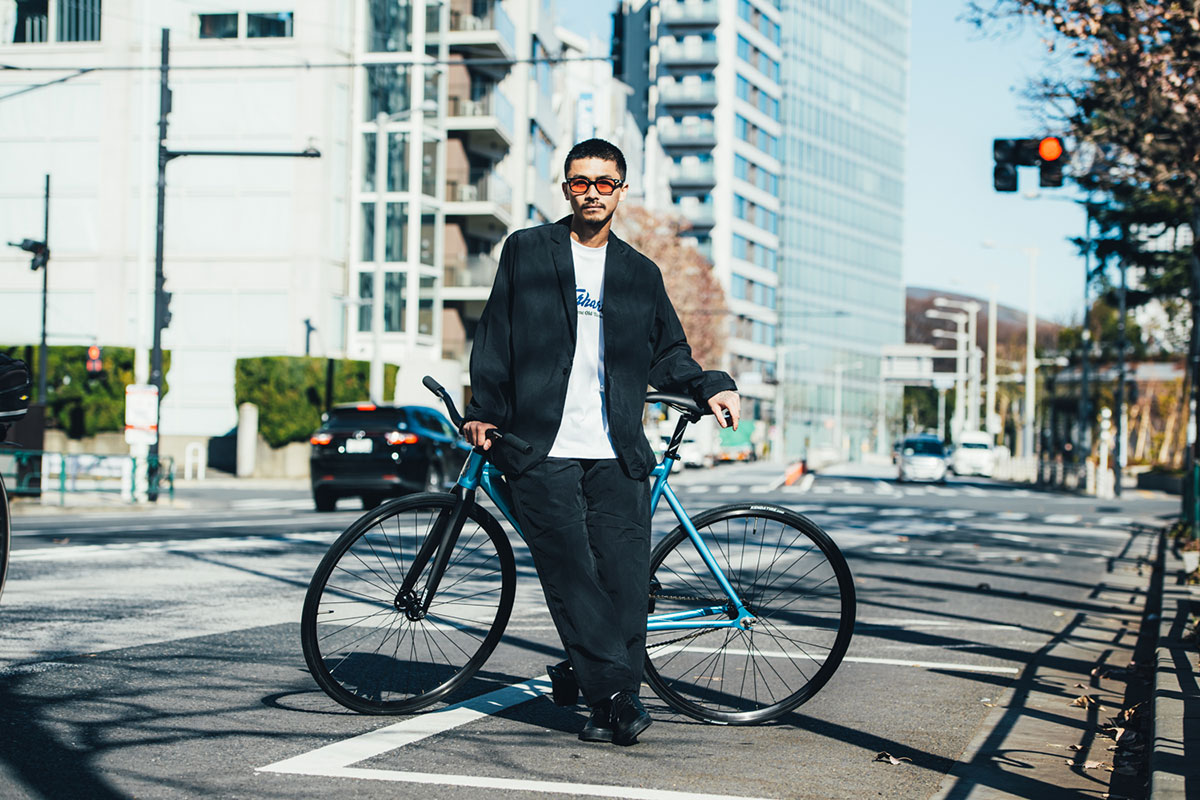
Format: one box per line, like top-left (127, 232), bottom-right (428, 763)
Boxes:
top-left (314, 488), bottom-right (336, 513)
top-left (425, 464), bottom-right (443, 493)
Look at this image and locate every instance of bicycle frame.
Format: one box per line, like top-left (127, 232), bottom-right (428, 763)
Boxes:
top-left (444, 445), bottom-right (757, 634)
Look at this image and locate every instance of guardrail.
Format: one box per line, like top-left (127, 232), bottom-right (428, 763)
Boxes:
top-left (0, 449), bottom-right (174, 503)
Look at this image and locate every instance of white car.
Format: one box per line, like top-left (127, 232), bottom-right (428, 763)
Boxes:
top-left (897, 436), bottom-right (948, 483)
top-left (951, 432), bottom-right (995, 477)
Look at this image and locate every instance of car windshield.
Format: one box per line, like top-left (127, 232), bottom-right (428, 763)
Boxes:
top-left (323, 410), bottom-right (407, 431)
top-left (904, 439), bottom-right (944, 456)
top-left (960, 442), bottom-right (989, 450)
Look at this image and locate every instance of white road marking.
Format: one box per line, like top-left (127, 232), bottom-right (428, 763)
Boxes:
top-left (811, 486), bottom-right (833, 495)
top-left (936, 510), bottom-right (976, 519)
top-left (961, 487), bottom-right (988, 497)
top-left (996, 512), bottom-right (1029, 521)
top-left (657, 647), bottom-right (1019, 675)
top-left (874, 481), bottom-right (898, 495)
top-left (841, 484), bottom-right (864, 495)
top-left (260, 676), bottom-right (780, 800)
top-left (877, 507), bottom-right (920, 516)
top-left (820, 505), bottom-right (875, 515)
top-left (1097, 516), bottom-right (1133, 527)
top-left (1044, 514), bottom-right (1082, 525)
top-left (718, 485), bottom-right (739, 494)
top-left (749, 485), bottom-right (771, 494)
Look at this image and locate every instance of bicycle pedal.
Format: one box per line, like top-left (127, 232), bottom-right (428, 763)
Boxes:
top-left (546, 660), bottom-right (579, 707)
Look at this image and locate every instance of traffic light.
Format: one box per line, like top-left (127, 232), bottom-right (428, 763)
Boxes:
top-left (157, 288), bottom-right (173, 330)
top-left (993, 137), bottom-right (1068, 191)
top-left (1038, 136), bottom-right (1066, 187)
top-left (86, 345), bottom-right (103, 374)
top-left (9, 238), bottom-right (49, 270)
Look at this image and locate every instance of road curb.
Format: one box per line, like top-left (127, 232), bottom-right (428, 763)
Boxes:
top-left (1149, 538), bottom-right (1199, 800)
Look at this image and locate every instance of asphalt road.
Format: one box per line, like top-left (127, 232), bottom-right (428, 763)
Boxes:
top-left (0, 463), bottom-right (1177, 799)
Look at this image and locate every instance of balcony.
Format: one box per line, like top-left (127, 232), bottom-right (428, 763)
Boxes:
top-left (445, 169), bottom-right (512, 235)
top-left (669, 161), bottom-right (717, 187)
top-left (444, 252), bottom-right (500, 300)
top-left (674, 200), bottom-right (716, 229)
top-left (659, 0), bottom-right (720, 27)
top-left (657, 119), bottom-right (716, 147)
top-left (446, 91), bottom-right (514, 148)
top-left (447, 1), bottom-right (516, 62)
top-left (658, 39), bottom-right (719, 66)
top-left (658, 80), bottom-right (718, 108)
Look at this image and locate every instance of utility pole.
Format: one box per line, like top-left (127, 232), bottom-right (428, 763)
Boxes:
top-left (1114, 223), bottom-right (1128, 498)
top-left (147, 27), bottom-right (320, 500)
top-left (987, 288), bottom-right (997, 440)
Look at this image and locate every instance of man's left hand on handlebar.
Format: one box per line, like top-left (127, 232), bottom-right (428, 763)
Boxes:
top-left (708, 390), bottom-right (740, 430)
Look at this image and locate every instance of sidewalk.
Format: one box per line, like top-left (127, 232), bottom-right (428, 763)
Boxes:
top-left (1150, 538), bottom-right (1200, 799)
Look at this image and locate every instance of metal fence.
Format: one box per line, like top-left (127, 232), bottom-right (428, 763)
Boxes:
top-left (0, 450), bottom-right (174, 503)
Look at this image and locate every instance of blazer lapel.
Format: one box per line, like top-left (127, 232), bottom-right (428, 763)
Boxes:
top-left (601, 232), bottom-right (629, 359)
top-left (549, 219), bottom-right (577, 344)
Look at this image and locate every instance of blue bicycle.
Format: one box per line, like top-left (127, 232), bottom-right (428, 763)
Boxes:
top-left (301, 377), bottom-right (855, 725)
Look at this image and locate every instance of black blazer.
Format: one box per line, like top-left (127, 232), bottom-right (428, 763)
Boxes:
top-left (465, 216), bottom-right (736, 479)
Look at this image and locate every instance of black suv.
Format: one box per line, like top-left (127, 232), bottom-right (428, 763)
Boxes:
top-left (309, 403), bottom-right (468, 512)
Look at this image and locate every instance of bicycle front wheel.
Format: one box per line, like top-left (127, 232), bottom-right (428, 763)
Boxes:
top-left (644, 504), bottom-right (855, 725)
top-left (0, 473), bottom-right (10, 602)
top-left (301, 493), bottom-right (516, 715)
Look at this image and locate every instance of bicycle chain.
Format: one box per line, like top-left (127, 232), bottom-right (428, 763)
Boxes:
top-left (646, 591), bottom-right (732, 651)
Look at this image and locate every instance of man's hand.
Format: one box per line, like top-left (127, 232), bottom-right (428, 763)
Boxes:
top-left (708, 390), bottom-right (740, 430)
top-left (462, 420), bottom-right (498, 450)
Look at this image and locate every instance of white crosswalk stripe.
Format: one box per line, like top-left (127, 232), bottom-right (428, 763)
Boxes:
top-left (1044, 514), bottom-right (1083, 525)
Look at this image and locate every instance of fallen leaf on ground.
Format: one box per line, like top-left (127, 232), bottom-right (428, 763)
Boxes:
top-left (1074, 683), bottom-right (1086, 688)
top-left (1070, 694), bottom-right (1099, 708)
top-left (1053, 610), bottom-right (1066, 617)
top-left (874, 752), bottom-right (911, 766)
top-left (1067, 744), bottom-right (1083, 752)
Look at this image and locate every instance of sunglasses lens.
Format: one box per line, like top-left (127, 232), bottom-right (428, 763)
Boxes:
top-left (595, 179), bottom-right (616, 195)
top-left (568, 179), bottom-right (590, 194)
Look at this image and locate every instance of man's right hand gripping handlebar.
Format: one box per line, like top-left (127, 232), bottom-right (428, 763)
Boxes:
top-left (421, 376), bottom-right (533, 455)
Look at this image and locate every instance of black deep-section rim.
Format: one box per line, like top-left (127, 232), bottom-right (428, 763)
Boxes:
top-left (643, 504), bottom-right (855, 725)
top-left (301, 492), bottom-right (515, 715)
top-left (0, 474), bottom-right (9, 601)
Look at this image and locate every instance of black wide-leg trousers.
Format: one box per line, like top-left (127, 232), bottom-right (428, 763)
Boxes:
top-left (507, 457), bottom-right (651, 707)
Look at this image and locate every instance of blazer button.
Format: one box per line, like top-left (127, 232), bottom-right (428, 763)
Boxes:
top-left (562, 367), bottom-right (569, 376)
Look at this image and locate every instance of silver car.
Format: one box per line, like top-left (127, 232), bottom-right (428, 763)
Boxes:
top-left (897, 436), bottom-right (948, 483)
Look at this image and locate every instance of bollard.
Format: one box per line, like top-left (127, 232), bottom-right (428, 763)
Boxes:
top-left (236, 403), bottom-right (258, 478)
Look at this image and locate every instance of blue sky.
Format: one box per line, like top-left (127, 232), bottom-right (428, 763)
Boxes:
top-left (557, 1), bottom-right (1088, 322)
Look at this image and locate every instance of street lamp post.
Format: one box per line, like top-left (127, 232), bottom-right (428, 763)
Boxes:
top-left (926, 308), bottom-right (968, 441)
top-left (7, 175), bottom-right (51, 404)
top-left (832, 361), bottom-right (862, 461)
top-left (984, 242), bottom-right (1039, 457)
top-left (774, 344), bottom-right (809, 463)
top-left (934, 298), bottom-right (981, 430)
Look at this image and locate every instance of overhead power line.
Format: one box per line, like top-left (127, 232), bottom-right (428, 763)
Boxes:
top-left (0, 54), bottom-right (612, 73)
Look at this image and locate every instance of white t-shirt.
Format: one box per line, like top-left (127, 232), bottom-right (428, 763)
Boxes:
top-left (548, 239), bottom-right (618, 459)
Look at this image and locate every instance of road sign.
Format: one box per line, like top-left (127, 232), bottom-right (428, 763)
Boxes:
top-left (125, 384), bottom-right (159, 445)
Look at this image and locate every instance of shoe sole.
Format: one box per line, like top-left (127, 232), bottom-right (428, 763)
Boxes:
top-left (578, 728), bottom-right (614, 743)
top-left (613, 715), bottom-right (651, 746)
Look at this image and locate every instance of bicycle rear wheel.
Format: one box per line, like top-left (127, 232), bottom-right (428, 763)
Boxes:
top-left (0, 473), bottom-right (10, 602)
top-left (301, 493), bottom-right (516, 715)
top-left (644, 504), bottom-right (855, 725)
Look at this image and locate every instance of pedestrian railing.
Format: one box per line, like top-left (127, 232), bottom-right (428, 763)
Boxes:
top-left (0, 449), bottom-right (174, 503)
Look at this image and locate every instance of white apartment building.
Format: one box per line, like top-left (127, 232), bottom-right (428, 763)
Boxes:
top-left (613, 0), bottom-right (784, 421)
top-left (0, 0), bottom-right (587, 456)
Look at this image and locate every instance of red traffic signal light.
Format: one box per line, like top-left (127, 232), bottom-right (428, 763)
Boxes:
top-left (86, 345), bottom-right (103, 374)
top-left (1038, 136), bottom-right (1064, 162)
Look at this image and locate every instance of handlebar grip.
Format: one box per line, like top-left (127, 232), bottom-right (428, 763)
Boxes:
top-left (422, 375), bottom-right (443, 394)
top-left (486, 429), bottom-right (533, 455)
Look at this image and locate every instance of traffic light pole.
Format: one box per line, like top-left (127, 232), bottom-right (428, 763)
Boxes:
top-left (146, 27), bottom-right (320, 500)
top-left (38, 174), bottom-right (49, 405)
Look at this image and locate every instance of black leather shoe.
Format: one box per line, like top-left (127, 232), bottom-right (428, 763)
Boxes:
top-left (578, 700), bottom-right (613, 743)
top-left (609, 691), bottom-right (651, 746)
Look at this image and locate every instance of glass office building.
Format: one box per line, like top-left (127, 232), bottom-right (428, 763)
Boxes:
top-left (777, 0), bottom-right (909, 462)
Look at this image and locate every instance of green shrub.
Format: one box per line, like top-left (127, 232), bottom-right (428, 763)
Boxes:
top-left (1, 345), bottom-right (170, 438)
top-left (235, 357), bottom-right (397, 448)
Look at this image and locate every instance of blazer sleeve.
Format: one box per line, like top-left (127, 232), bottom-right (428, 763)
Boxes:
top-left (647, 268), bottom-right (737, 404)
top-left (464, 233), bottom-right (517, 427)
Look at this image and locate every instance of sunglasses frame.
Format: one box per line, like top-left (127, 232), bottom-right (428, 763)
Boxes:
top-left (564, 176), bottom-right (624, 196)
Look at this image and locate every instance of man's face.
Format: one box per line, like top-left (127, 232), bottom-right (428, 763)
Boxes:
top-left (562, 157), bottom-right (627, 227)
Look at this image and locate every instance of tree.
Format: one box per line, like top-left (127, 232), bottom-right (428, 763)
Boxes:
top-left (969, 0), bottom-right (1200, 517)
top-left (614, 205), bottom-right (727, 369)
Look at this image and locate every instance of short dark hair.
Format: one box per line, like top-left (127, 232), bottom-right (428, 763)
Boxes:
top-left (564, 138), bottom-right (627, 181)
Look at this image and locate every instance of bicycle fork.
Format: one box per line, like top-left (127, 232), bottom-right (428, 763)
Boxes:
top-left (394, 485), bottom-right (475, 620)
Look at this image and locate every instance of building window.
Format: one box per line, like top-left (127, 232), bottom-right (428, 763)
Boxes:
top-left (418, 275), bottom-right (435, 335)
top-left (356, 272), bottom-right (406, 333)
top-left (10, 0), bottom-right (48, 42)
top-left (247, 11), bottom-right (292, 38)
top-left (198, 12), bottom-right (237, 39)
top-left (365, 64), bottom-right (411, 121)
top-left (57, 0), bottom-right (99, 41)
top-left (367, 0), bottom-right (410, 52)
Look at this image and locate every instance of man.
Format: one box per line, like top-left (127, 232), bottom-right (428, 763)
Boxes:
top-left (463, 138), bottom-right (739, 746)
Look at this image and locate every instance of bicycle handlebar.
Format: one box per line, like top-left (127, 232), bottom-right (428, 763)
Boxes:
top-left (422, 376), bottom-right (534, 455)
top-left (646, 392), bottom-right (732, 427)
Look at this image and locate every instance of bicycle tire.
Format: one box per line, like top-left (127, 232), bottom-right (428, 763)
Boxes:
top-left (301, 492), bottom-right (516, 715)
top-left (644, 504), bottom-right (855, 725)
top-left (0, 473), bottom-right (9, 602)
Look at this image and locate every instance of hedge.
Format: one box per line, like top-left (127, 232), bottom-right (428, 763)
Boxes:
top-left (1, 345), bottom-right (171, 438)
top-left (235, 356), bottom-right (398, 448)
